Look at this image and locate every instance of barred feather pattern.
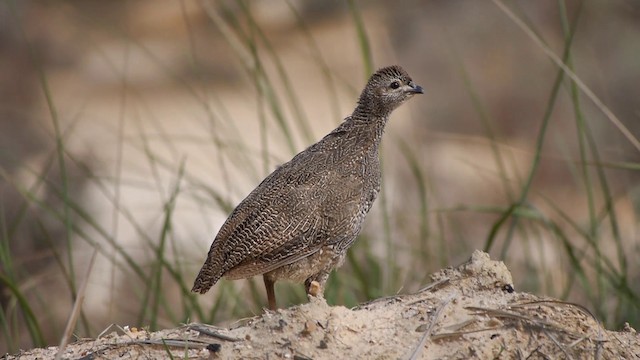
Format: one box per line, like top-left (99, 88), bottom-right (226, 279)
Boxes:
top-left (192, 65), bottom-right (422, 295)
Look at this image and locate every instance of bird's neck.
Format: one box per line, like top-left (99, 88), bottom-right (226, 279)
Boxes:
top-left (356, 91), bottom-right (394, 119)
top-left (349, 101), bottom-right (390, 146)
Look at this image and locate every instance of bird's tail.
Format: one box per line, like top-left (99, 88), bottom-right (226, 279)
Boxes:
top-left (191, 259), bottom-right (222, 294)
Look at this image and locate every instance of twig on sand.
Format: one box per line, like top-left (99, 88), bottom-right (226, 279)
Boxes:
top-left (407, 293), bottom-right (456, 360)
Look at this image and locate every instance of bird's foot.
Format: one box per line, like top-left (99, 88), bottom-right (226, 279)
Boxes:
top-left (305, 279), bottom-right (327, 307)
top-left (307, 280), bottom-right (321, 297)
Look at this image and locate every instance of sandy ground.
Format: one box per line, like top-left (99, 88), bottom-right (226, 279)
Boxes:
top-left (6, 251), bottom-right (638, 359)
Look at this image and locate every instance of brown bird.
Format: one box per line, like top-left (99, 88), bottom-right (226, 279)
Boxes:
top-left (192, 65), bottom-right (423, 310)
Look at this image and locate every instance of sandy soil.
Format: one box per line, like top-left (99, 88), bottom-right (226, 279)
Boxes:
top-left (6, 251), bottom-right (638, 359)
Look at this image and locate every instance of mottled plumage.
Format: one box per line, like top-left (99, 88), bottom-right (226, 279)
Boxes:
top-left (192, 65), bottom-right (423, 309)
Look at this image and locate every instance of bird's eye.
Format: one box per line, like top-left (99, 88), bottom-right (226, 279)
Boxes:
top-left (390, 81), bottom-right (400, 89)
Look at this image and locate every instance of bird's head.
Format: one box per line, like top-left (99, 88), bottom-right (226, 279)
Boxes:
top-left (358, 65), bottom-right (423, 117)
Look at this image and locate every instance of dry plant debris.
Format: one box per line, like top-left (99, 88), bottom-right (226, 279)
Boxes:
top-left (5, 251), bottom-right (638, 359)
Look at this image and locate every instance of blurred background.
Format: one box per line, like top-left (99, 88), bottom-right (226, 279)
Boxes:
top-left (1, 0), bottom-right (639, 353)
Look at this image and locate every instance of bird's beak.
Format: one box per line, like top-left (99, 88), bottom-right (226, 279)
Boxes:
top-left (406, 83), bottom-right (424, 94)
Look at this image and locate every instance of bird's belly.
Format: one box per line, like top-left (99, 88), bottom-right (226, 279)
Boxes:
top-left (265, 245), bottom-right (346, 283)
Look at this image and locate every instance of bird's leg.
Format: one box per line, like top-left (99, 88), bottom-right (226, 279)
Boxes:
top-left (263, 275), bottom-right (277, 310)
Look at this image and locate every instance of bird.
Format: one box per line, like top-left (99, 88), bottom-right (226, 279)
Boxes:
top-left (192, 65), bottom-right (423, 310)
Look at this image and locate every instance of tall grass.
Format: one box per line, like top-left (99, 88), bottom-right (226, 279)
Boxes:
top-left (0, 0), bottom-right (638, 354)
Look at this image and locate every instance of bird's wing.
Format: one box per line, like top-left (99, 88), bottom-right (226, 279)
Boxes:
top-left (192, 166), bottom-right (305, 292)
top-left (192, 135), bottom-right (363, 293)
top-left (221, 167), bottom-right (364, 280)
